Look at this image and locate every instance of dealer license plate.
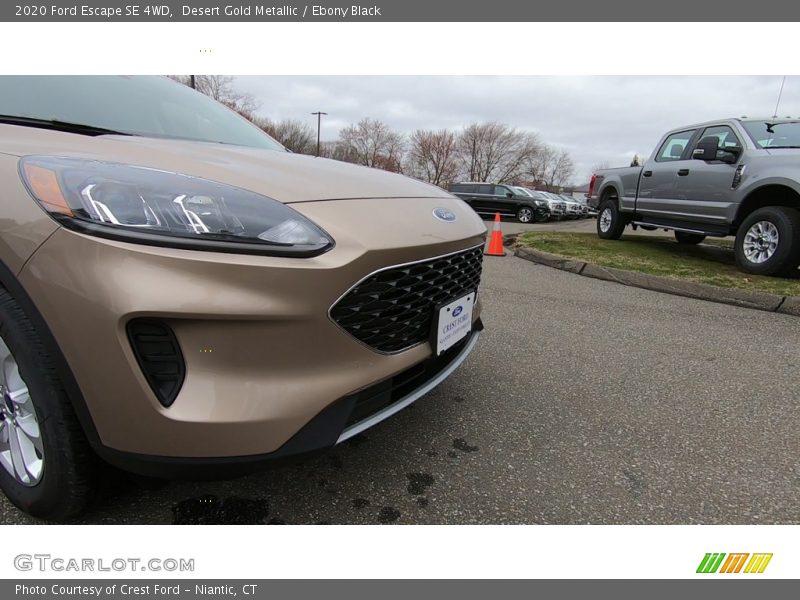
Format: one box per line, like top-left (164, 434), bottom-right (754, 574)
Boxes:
top-left (433, 292), bottom-right (475, 355)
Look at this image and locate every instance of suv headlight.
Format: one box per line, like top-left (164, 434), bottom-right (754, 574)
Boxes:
top-left (20, 156), bottom-right (333, 257)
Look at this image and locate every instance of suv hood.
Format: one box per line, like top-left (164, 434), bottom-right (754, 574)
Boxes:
top-left (0, 125), bottom-right (451, 203)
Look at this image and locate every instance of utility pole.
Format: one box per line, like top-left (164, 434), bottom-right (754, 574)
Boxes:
top-left (311, 111), bottom-right (327, 157)
top-left (190, 75), bottom-right (196, 89)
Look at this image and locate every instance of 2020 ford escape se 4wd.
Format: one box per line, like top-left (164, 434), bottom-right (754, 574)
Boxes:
top-left (0, 76), bottom-right (486, 520)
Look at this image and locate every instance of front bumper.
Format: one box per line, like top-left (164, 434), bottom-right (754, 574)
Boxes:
top-left (18, 196), bottom-right (485, 466)
top-left (100, 326), bottom-right (482, 478)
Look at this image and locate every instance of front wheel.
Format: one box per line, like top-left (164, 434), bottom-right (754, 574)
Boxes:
top-left (674, 231), bottom-right (706, 245)
top-left (596, 199), bottom-right (626, 240)
top-left (0, 288), bottom-right (96, 520)
top-left (734, 206), bottom-right (800, 276)
top-left (516, 206), bottom-right (534, 224)
top-left (534, 209), bottom-right (550, 223)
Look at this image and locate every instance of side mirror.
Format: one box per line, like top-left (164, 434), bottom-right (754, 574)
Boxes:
top-left (506, 192), bottom-right (513, 198)
top-left (692, 136), bottom-right (720, 161)
top-left (720, 145), bottom-right (743, 163)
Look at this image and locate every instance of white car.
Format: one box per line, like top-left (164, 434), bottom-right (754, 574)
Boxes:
top-left (521, 188), bottom-right (564, 220)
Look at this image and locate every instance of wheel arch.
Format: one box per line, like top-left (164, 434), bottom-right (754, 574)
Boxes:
top-left (734, 184), bottom-right (800, 229)
top-left (599, 182), bottom-right (621, 206)
top-left (0, 258), bottom-right (102, 449)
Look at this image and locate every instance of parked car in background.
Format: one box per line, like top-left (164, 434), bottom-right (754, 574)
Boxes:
top-left (588, 117), bottom-right (800, 276)
top-left (576, 196), bottom-right (597, 217)
top-left (542, 192), bottom-right (579, 219)
top-left (574, 197), bottom-right (591, 218)
top-left (0, 75), bottom-right (487, 519)
top-left (449, 182), bottom-right (549, 223)
top-left (566, 196), bottom-right (589, 219)
top-left (559, 194), bottom-right (585, 219)
top-left (511, 186), bottom-right (554, 222)
top-left (524, 189), bottom-right (564, 220)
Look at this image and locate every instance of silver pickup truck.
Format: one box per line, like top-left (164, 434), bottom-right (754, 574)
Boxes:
top-left (588, 117), bottom-right (800, 276)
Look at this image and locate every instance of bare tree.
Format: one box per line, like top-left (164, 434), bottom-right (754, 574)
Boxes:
top-left (337, 118), bottom-right (405, 172)
top-left (254, 118), bottom-right (316, 154)
top-left (528, 145), bottom-right (575, 191)
top-left (168, 75), bottom-right (259, 118)
top-left (456, 122), bottom-right (538, 183)
top-left (551, 149), bottom-right (576, 189)
top-left (630, 154), bottom-right (642, 167)
top-left (406, 128), bottom-right (459, 187)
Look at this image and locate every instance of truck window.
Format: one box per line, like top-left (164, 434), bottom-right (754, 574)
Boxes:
top-left (742, 121), bottom-right (800, 149)
top-left (655, 130), bottom-right (696, 162)
top-left (494, 185), bottom-right (511, 196)
top-left (698, 125), bottom-right (741, 149)
top-left (694, 125), bottom-right (742, 161)
top-left (476, 184), bottom-right (493, 194)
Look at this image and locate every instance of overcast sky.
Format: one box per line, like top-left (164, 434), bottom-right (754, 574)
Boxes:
top-left (236, 76), bottom-right (800, 185)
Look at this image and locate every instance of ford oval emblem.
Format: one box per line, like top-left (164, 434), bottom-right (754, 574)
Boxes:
top-left (452, 306), bottom-right (463, 317)
top-left (433, 207), bottom-right (457, 222)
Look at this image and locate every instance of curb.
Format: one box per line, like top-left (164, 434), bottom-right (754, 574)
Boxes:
top-left (513, 246), bottom-right (800, 317)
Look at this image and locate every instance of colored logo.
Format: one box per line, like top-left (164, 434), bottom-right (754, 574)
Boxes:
top-left (452, 306), bottom-right (463, 317)
top-left (696, 553), bottom-right (773, 574)
top-left (433, 208), bottom-right (456, 222)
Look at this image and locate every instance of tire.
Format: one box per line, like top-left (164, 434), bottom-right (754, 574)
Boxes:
top-left (596, 199), bottom-right (626, 240)
top-left (516, 206), bottom-right (534, 224)
top-left (734, 206), bottom-right (800, 277)
top-left (0, 287), bottom-right (96, 520)
top-left (674, 231), bottom-right (706, 245)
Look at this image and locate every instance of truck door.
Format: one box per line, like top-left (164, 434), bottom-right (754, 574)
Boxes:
top-left (635, 129), bottom-right (697, 221)
top-left (672, 125), bottom-right (742, 225)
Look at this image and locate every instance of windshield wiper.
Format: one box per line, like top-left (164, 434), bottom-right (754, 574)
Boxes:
top-left (0, 115), bottom-right (132, 137)
top-left (767, 145), bottom-right (800, 149)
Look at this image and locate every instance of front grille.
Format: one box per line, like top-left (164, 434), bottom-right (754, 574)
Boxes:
top-left (330, 246), bottom-right (484, 353)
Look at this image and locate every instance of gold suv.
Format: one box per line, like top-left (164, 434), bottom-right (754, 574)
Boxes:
top-left (0, 76), bottom-right (486, 519)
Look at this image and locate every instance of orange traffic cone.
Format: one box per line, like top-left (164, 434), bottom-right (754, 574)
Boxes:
top-left (485, 212), bottom-right (506, 256)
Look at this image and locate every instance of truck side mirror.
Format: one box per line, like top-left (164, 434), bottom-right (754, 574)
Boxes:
top-left (692, 136), bottom-right (720, 161)
top-left (720, 145), bottom-right (743, 163)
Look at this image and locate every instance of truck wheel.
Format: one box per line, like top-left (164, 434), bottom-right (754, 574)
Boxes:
top-left (735, 206), bottom-right (800, 277)
top-left (516, 206), bottom-right (534, 223)
top-left (674, 231), bottom-right (706, 245)
top-left (597, 200), bottom-right (626, 240)
top-left (0, 287), bottom-right (96, 520)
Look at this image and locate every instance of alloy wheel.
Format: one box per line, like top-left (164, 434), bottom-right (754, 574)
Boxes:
top-left (0, 335), bottom-right (43, 486)
top-left (599, 208), bottom-right (613, 233)
top-left (743, 221), bottom-right (780, 264)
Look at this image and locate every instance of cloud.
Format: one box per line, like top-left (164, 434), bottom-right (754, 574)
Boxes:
top-left (236, 75), bottom-right (799, 183)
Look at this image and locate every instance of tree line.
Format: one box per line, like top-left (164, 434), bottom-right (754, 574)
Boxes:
top-left (170, 75), bottom-right (576, 191)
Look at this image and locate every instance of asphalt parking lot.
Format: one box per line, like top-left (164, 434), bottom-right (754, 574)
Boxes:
top-left (2, 234), bottom-right (799, 524)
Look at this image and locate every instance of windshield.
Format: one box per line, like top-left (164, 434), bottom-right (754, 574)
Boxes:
top-left (0, 76), bottom-right (284, 151)
top-left (512, 186), bottom-right (532, 196)
top-left (742, 121), bottom-right (800, 149)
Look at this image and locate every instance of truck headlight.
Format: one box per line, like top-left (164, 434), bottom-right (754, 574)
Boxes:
top-left (20, 156), bottom-right (333, 257)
